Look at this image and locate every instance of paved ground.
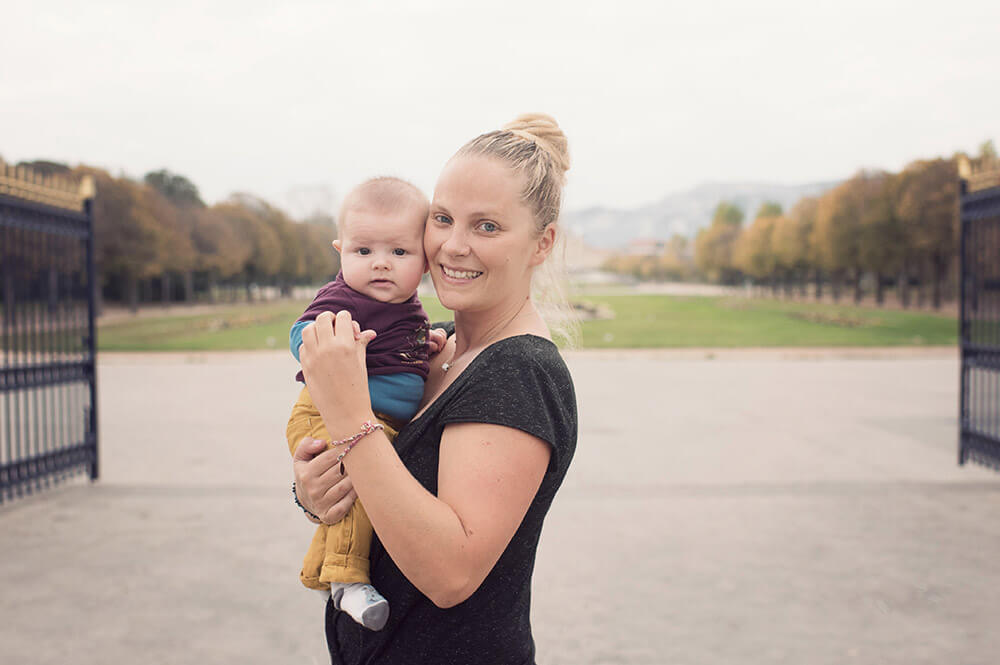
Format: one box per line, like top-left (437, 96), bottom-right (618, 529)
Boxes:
top-left (1, 349), bottom-right (998, 664)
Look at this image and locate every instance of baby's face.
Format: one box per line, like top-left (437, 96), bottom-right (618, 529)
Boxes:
top-left (334, 205), bottom-right (427, 303)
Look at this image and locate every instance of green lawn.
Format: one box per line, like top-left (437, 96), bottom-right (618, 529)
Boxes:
top-left (577, 295), bottom-right (957, 348)
top-left (97, 299), bottom-right (452, 351)
top-left (96, 294), bottom-right (957, 351)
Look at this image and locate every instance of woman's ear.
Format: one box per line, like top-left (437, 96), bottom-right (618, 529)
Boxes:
top-left (530, 224), bottom-right (557, 266)
top-left (332, 240), bottom-right (342, 254)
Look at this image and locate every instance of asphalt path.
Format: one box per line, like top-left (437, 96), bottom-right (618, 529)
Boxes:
top-left (1, 350), bottom-right (997, 665)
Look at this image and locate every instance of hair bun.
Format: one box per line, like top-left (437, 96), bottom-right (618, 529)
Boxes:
top-left (503, 113), bottom-right (570, 176)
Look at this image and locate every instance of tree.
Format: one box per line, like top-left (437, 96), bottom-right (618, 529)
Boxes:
top-left (79, 169), bottom-right (172, 311)
top-left (297, 216), bottom-right (339, 285)
top-left (895, 158), bottom-right (959, 309)
top-left (812, 172), bottom-right (884, 303)
top-left (773, 197), bottom-right (819, 297)
top-left (855, 172), bottom-right (902, 305)
top-left (980, 140), bottom-right (997, 160)
top-left (212, 197), bottom-right (282, 300)
top-left (694, 201), bottom-right (744, 284)
top-left (144, 169), bottom-right (205, 208)
top-left (733, 212), bottom-right (777, 291)
top-left (755, 201), bottom-right (783, 220)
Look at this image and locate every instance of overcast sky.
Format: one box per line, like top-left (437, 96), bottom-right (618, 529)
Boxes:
top-left (1, 0), bottom-right (997, 216)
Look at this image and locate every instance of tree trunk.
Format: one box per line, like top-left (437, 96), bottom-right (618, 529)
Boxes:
top-left (933, 260), bottom-right (944, 310)
top-left (162, 273), bottom-right (172, 307)
top-left (798, 270), bottom-right (807, 298)
top-left (852, 271), bottom-right (863, 304)
top-left (814, 270), bottom-right (823, 300)
top-left (183, 271), bottom-right (194, 303)
top-left (875, 273), bottom-right (885, 306)
top-left (831, 274), bottom-right (841, 302)
top-left (208, 274), bottom-right (218, 304)
top-left (898, 269), bottom-right (910, 309)
top-left (126, 274), bottom-right (139, 313)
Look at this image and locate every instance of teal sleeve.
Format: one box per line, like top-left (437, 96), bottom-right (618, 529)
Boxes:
top-left (290, 320), bottom-right (311, 361)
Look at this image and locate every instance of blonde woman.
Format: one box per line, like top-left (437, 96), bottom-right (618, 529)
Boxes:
top-left (294, 114), bottom-right (577, 665)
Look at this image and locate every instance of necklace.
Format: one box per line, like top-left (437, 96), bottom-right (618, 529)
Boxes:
top-left (439, 299), bottom-right (530, 374)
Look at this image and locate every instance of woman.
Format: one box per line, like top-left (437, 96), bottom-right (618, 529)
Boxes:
top-left (293, 113), bottom-right (578, 664)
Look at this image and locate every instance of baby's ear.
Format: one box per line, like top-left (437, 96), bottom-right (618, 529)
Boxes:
top-left (332, 240), bottom-right (342, 254)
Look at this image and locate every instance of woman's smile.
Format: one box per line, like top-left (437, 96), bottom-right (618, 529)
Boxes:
top-left (440, 265), bottom-right (483, 281)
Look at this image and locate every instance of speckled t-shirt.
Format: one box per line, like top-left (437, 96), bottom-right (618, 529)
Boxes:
top-left (325, 333), bottom-right (578, 665)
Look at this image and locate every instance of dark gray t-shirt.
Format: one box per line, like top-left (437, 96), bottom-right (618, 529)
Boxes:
top-left (326, 334), bottom-right (578, 665)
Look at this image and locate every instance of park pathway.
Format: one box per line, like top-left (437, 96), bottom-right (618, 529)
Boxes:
top-left (1, 350), bottom-right (998, 664)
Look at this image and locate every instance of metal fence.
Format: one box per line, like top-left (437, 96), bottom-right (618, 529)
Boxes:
top-left (959, 171), bottom-right (1000, 469)
top-left (1, 168), bottom-right (98, 502)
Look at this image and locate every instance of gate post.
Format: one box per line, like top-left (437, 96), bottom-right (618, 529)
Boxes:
top-left (84, 195), bottom-right (99, 482)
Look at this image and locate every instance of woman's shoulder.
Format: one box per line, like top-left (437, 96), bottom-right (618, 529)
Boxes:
top-left (473, 335), bottom-right (571, 384)
top-left (449, 335), bottom-right (576, 426)
top-left (446, 334), bottom-right (576, 474)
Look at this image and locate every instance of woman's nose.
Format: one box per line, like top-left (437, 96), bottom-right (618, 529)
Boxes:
top-left (441, 226), bottom-right (470, 256)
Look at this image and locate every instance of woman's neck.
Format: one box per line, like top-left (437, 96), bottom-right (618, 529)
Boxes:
top-left (452, 295), bottom-right (543, 357)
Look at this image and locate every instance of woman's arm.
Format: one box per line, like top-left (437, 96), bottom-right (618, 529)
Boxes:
top-left (298, 311), bottom-right (550, 607)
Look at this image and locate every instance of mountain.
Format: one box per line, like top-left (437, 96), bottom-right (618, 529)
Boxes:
top-left (563, 180), bottom-right (839, 249)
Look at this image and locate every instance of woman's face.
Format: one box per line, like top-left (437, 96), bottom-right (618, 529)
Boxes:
top-left (425, 154), bottom-right (553, 314)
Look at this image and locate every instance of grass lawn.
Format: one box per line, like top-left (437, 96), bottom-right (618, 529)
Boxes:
top-left (577, 295), bottom-right (957, 348)
top-left (96, 294), bottom-right (957, 351)
top-left (97, 299), bottom-right (452, 351)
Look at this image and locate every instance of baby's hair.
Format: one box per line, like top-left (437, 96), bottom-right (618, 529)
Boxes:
top-left (338, 177), bottom-right (429, 235)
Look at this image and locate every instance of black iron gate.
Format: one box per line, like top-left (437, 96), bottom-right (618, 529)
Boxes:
top-left (959, 162), bottom-right (1000, 469)
top-left (0, 167), bottom-right (98, 501)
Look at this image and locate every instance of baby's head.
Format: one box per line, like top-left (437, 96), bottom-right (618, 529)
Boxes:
top-left (333, 177), bottom-right (429, 303)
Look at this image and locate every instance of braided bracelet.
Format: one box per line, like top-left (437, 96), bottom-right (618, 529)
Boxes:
top-left (331, 420), bottom-right (384, 474)
top-left (292, 482), bottom-right (321, 522)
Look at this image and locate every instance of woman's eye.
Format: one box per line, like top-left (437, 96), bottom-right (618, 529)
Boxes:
top-left (479, 221), bottom-right (499, 233)
top-left (358, 248), bottom-right (371, 255)
top-left (393, 248), bottom-right (406, 256)
top-left (433, 214), bottom-right (452, 225)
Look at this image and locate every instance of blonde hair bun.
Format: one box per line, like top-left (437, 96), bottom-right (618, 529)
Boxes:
top-left (503, 113), bottom-right (570, 176)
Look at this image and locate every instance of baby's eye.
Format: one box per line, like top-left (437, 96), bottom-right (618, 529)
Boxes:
top-left (358, 247), bottom-right (371, 255)
top-left (478, 221), bottom-right (499, 233)
top-left (433, 214), bottom-right (452, 225)
top-left (392, 248), bottom-right (407, 256)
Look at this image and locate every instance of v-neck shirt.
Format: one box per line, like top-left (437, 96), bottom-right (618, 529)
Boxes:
top-left (326, 334), bottom-right (578, 665)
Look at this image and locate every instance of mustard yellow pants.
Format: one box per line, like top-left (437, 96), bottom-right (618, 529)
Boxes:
top-left (285, 385), bottom-right (399, 590)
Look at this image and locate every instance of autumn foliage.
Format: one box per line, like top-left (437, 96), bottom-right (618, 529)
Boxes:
top-left (60, 166), bottom-right (339, 311)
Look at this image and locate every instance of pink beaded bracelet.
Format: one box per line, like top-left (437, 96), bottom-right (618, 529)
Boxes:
top-left (331, 420), bottom-right (384, 474)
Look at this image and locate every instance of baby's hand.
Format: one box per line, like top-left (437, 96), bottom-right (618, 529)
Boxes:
top-left (427, 327), bottom-right (448, 356)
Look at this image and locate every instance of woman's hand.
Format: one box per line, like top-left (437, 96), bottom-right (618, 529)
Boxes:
top-left (293, 436), bottom-right (358, 524)
top-left (299, 310), bottom-right (377, 437)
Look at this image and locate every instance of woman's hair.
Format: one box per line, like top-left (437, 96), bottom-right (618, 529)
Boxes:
top-left (456, 113), bottom-right (579, 346)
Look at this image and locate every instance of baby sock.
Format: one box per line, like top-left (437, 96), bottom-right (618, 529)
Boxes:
top-left (331, 582), bottom-right (390, 631)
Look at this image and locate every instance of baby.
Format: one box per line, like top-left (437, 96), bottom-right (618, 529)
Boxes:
top-left (286, 177), bottom-right (431, 631)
